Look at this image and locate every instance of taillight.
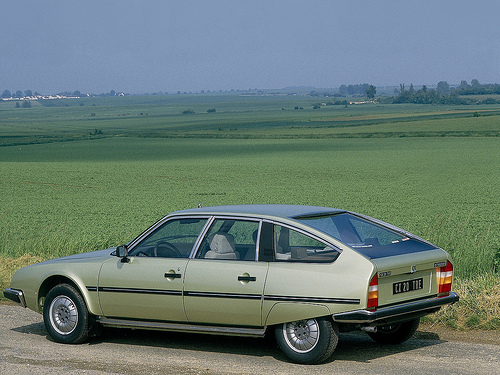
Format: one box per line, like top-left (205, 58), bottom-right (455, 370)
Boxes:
top-left (367, 273), bottom-right (378, 309)
top-left (437, 260), bottom-right (453, 295)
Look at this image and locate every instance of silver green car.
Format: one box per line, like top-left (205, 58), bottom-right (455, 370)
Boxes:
top-left (4, 205), bottom-right (458, 364)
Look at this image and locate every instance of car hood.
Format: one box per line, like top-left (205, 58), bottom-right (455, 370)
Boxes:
top-left (39, 248), bottom-right (116, 264)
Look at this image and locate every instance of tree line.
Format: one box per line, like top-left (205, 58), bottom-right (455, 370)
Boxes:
top-left (2, 89), bottom-right (37, 98)
top-left (1, 89), bottom-right (122, 99)
top-left (392, 80), bottom-right (500, 105)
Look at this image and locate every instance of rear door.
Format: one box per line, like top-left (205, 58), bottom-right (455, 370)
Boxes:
top-left (183, 218), bottom-right (268, 326)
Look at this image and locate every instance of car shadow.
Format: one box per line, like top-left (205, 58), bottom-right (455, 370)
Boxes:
top-left (324, 331), bottom-right (444, 364)
top-left (11, 321), bottom-right (47, 336)
top-left (94, 327), bottom-right (445, 363)
top-left (12, 322), bottom-right (445, 363)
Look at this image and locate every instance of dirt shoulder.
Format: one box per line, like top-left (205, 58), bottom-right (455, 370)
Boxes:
top-left (416, 322), bottom-right (500, 346)
top-left (2, 300), bottom-right (498, 346)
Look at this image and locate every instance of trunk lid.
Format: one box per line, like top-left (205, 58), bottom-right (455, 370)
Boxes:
top-left (370, 248), bottom-right (449, 307)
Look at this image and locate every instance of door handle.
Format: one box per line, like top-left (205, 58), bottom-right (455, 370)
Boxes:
top-left (238, 275), bottom-right (256, 282)
top-left (164, 272), bottom-right (182, 280)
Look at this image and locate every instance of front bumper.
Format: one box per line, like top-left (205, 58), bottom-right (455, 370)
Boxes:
top-left (3, 288), bottom-right (27, 308)
top-left (332, 292), bottom-right (459, 325)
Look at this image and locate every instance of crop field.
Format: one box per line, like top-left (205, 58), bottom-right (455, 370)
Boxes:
top-left (1, 94), bottom-right (500, 329)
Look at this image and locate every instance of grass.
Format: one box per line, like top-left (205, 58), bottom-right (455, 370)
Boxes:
top-left (1, 95), bottom-right (500, 329)
top-left (423, 274), bottom-right (500, 330)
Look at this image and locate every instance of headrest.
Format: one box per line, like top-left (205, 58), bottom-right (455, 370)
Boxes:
top-left (209, 232), bottom-right (235, 254)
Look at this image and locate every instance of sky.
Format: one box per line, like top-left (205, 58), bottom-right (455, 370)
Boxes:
top-left (1, 0), bottom-right (499, 94)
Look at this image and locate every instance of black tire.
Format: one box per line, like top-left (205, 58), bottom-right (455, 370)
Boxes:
top-left (275, 317), bottom-right (339, 364)
top-left (367, 318), bottom-right (420, 345)
top-left (43, 284), bottom-right (90, 344)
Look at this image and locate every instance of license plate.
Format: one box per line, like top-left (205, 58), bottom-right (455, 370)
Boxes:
top-left (393, 278), bottom-right (423, 294)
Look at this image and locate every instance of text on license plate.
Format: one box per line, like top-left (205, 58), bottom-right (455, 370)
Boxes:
top-left (393, 278), bottom-right (423, 294)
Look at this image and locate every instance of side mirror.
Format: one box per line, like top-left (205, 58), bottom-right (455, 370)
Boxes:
top-left (116, 245), bottom-right (130, 262)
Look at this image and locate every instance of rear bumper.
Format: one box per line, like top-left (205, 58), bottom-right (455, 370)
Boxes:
top-left (332, 292), bottom-right (459, 325)
top-left (3, 288), bottom-right (27, 308)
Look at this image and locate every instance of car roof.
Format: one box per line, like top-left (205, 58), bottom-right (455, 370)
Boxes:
top-left (171, 204), bottom-right (345, 220)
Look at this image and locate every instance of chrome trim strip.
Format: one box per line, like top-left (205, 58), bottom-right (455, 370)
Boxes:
top-left (189, 216), bottom-right (215, 258)
top-left (97, 317), bottom-right (267, 337)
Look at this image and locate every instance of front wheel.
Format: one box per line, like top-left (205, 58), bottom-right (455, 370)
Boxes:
top-left (43, 284), bottom-right (90, 344)
top-left (275, 317), bottom-right (339, 364)
top-left (367, 318), bottom-right (420, 345)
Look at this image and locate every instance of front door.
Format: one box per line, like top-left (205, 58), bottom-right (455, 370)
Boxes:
top-left (98, 216), bottom-right (209, 322)
top-left (98, 257), bottom-right (188, 321)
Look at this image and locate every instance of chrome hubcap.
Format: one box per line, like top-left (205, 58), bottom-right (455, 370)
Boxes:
top-left (283, 319), bottom-right (319, 353)
top-left (49, 295), bottom-right (78, 335)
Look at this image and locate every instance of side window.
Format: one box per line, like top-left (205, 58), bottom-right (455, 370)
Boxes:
top-left (196, 219), bottom-right (259, 261)
top-left (274, 225), bottom-right (339, 263)
top-left (130, 218), bottom-right (208, 258)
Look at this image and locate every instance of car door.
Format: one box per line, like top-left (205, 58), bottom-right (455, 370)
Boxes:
top-left (183, 218), bottom-right (268, 327)
top-left (98, 217), bottom-right (208, 322)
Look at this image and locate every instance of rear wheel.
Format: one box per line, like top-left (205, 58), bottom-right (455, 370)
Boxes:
top-left (367, 318), bottom-right (420, 345)
top-left (43, 284), bottom-right (90, 344)
top-left (275, 317), bottom-right (338, 364)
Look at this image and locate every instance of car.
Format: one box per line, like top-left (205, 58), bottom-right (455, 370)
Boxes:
top-left (4, 204), bottom-right (458, 364)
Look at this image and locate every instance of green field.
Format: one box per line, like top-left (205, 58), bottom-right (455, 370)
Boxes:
top-left (1, 95), bottom-right (500, 328)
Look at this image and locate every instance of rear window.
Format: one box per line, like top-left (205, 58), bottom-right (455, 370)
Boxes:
top-left (295, 213), bottom-right (437, 259)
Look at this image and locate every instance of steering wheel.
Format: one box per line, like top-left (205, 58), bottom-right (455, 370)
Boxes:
top-left (154, 241), bottom-right (182, 258)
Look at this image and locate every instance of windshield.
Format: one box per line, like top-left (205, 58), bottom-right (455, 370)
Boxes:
top-left (295, 213), bottom-right (437, 259)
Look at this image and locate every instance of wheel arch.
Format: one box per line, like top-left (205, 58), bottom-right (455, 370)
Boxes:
top-left (264, 302), bottom-right (332, 327)
top-left (37, 275), bottom-right (100, 316)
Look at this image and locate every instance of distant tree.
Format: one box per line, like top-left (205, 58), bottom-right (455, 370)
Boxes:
top-left (22, 100), bottom-right (32, 108)
top-left (348, 84), bottom-right (370, 96)
top-left (471, 79), bottom-right (480, 88)
top-left (408, 83), bottom-right (415, 95)
top-left (436, 81), bottom-right (450, 96)
top-left (15, 90), bottom-right (23, 98)
top-left (15, 102), bottom-right (20, 108)
top-left (393, 89), bottom-right (413, 103)
top-left (24, 89), bottom-right (33, 97)
top-left (459, 80), bottom-right (470, 89)
top-left (365, 85), bottom-right (376, 99)
top-left (110, 90), bottom-right (116, 96)
top-left (1, 89), bottom-right (11, 98)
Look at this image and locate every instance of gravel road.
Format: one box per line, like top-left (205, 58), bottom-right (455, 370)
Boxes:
top-left (1, 302), bottom-right (499, 375)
